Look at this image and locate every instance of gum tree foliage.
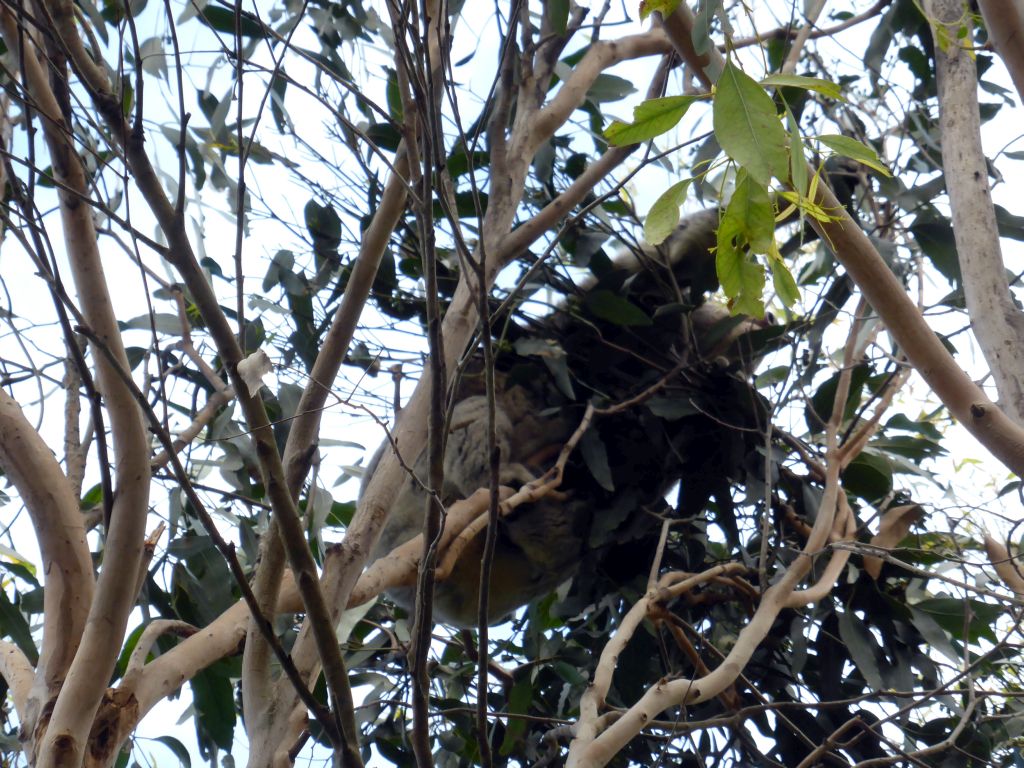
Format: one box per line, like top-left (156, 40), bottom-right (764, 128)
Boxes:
top-left (3, 0), bottom-right (1024, 766)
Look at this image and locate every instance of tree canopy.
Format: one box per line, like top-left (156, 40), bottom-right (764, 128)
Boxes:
top-left (2, 0), bottom-right (1024, 766)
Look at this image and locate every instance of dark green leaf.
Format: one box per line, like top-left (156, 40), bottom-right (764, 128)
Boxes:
top-left (837, 610), bottom-right (884, 690)
top-left (156, 736), bottom-right (192, 768)
top-left (195, 5), bottom-right (269, 38)
top-left (841, 451), bottom-right (893, 502)
top-left (580, 427), bottom-right (614, 491)
top-left (546, 0), bottom-right (569, 34)
top-left (584, 290), bottom-right (652, 326)
top-left (0, 590), bottom-right (37, 665)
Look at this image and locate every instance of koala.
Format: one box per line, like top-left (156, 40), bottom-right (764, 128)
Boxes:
top-left (363, 209), bottom-right (773, 626)
top-left (366, 385), bottom-right (582, 626)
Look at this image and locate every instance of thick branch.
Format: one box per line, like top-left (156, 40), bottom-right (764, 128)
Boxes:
top-left (2, 9), bottom-right (151, 764)
top-left (0, 641), bottom-right (34, 718)
top-left (529, 29), bottom-right (671, 152)
top-left (928, 0), bottom-right (1024, 425)
top-left (39, 0), bottom-right (365, 758)
top-left (977, 0), bottom-right (1024, 104)
top-left (662, 2), bottom-right (1024, 474)
top-left (0, 391), bottom-right (92, 695)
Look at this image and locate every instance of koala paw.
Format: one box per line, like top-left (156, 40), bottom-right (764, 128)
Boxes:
top-left (500, 462), bottom-right (536, 489)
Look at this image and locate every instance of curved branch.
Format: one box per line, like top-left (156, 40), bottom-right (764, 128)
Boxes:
top-left (977, 0), bottom-right (1024, 105)
top-left (121, 620), bottom-right (197, 689)
top-left (0, 11), bottom-right (151, 764)
top-left (38, 0), bottom-right (366, 759)
top-left (661, 1), bottom-right (1024, 474)
top-left (0, 391), bottom-right (92, 697)
top-left (0, 640), bottom-right (35, 720)
top-left (529, 29), bottom-right (672, 152)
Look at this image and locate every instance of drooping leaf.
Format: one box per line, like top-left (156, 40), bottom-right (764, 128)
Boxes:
top-left (837, 609), bottom-right (885, 691)
top-left (864, 504), bottom-right (924, 579)
top-left (713, 61), bottom-right (788, 185)
top-left (194, 5), bottom-right (269, 38)
top-left (786, 105), bottom-right (808, 196)
top-left (584, 290), bottom-right (653, 326)
top-left (644, 180), bottom-right (691, 245)
top-left (0, 589), bottom-right (38, 665)
top-left (587, 74), bottom-right (636, 103)
top-left (818, 134), bottom-right (891, 176)
top-left (580, 427), bottom-right (614, 491)
top-left (841, 452), bottom-right (894, 502)
top-left (604, 95), bottom-right (702, 146)
top-left (715, 242), bottom-right (765, 317)
top-left (760, 73), bottom-right (845, 100)
top-left (156, 736), bottom-right (192, 768)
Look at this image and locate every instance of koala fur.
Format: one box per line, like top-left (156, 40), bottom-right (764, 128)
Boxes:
top-left (363, 209), bottom-right (771, 626)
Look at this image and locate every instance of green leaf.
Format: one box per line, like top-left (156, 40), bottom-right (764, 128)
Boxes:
top-left (304, 200), bottom-right (342, 249)
top-left (587, 74), bottom-right (635, 103)
top-left (499, 677), bottom-right (534, 755)
top-left (786, 105), bottom-right (808, 195)
top-left (713, 61), bottom-right (788, 185)
top-left (841, 451), bottom-right (893, 502)
top-left (715, 173), bottom-right (771, 316)
top-left (195, 5), bottom-right (269, 38)
top-left (270, 71), bottom-right (289, 132)
top-left (191, 666), bottom-right (236, 752)
top-left (584, 290), bottom-right (653, 326)
top-left (546, 0), bottom-right (569, 33)
top-left (760, 73), bottom-right (845, 100)
top-left (156, 736), bottom-right (192, 768)
top-left (914, 598), bottom-right (1001, 644)
top-left (139, 37), bottom-right (167, 79)
top-left (770, 257), bottom-right (799, 307)
top-left (646, 396), bottom-right (699, 420)
top-left (818, 134), bottom-right (892, 176)
top-left (119, 313), bottom-right (182, 335)
top-left (604, 95), bottom-right (701, 146)
top-left (715, 244), bottom-right (765, 316)
top-left (719, 172), bottom-right (775, 253)
top-left (837, 610), bottom-right (885, 690)
top-left (385, 67), bottom-right (403, 122)
top-left (580, 427), bottom-right (614, 491)
top-left (644, 180), bottom-right (691, 245)
top-left (0, 590), bottom-right (37, 665)
top-left (907, 606), bottom-right (959, 665)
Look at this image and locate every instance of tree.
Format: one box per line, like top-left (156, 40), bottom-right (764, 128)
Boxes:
top-left (2, 0), bottom-right (1024, 765)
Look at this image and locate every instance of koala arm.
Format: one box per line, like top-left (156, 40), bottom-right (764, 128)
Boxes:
top-left (442, 395), bottom-right (536, 498)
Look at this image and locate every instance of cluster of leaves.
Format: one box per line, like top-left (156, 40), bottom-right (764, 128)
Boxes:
top-left (5, 0), bottom-right (1024, 765)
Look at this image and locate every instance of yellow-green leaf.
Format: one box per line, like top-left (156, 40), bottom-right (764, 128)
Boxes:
top-left (720, 172), bottom-right (775, 253)
top-left (639, 0), bottom-right (682, 21)
top-left (818, 134), bottom-right (892, 177)
top-left (769, 254), bottom-right (799, 307)
top-left (716, 241), bottom-right (765, 317)
top-left (605, 95), bottom-right (702, 146)
top-left (713, 61), bottom-right (789, 185)
top-left (760, 73), bottom-right (845, 100)
top-left (786, 106), bottom-right (808, 196)
top-left (644, 180), bottom-right (691, 245)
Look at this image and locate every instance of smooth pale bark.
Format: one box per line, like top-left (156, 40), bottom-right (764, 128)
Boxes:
top-left (929, 0), bottom-right (1024, 425)
top-left (0, 393), bottom-right (92, 715)
top-left (978, 0), bottom-right (1024, 104)
top-left (1, 7), bottom-right (151, 766)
